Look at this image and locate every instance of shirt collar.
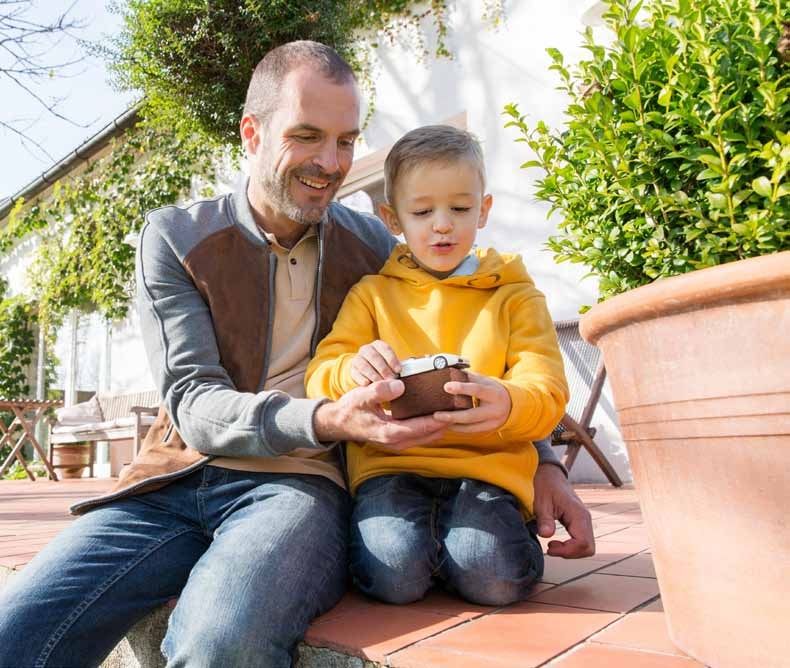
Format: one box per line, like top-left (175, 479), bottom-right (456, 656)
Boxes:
top-left (263, 225), bottom-right (317, 252)
top-left (446, 253), bottom-right (480, 278)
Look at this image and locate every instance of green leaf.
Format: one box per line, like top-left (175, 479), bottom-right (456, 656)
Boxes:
top-left (752, 177), bottom-right (772, 198)
top-left (706, 193), bottom-right (727, 209)
top-left (623, 90), bottom-right (641, 110)
top-left (730, 191), bottom-right (750, 210)
top-left (697, 154), bottom-right (722, 169)
top-left (546, 47), bottom-right (564, 65)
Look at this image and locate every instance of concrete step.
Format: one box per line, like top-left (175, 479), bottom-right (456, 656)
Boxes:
top-left (0, 535), bottom-right (378, 663)
top-left (1, 568), bottom-right (373, 667)
top-left (101, 606), bottom-right (376, 668)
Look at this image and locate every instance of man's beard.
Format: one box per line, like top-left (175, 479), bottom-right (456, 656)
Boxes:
top-left (259, 164), bottom-right (341, 226)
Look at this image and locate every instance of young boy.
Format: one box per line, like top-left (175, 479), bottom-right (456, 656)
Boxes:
top-left (305, 125), bottom-right (569, 606)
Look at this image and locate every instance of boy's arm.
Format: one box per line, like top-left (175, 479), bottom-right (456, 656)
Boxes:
top-left (305, 284), bottom-right (379, 400)
top-left (495, 290), bottom-right (569, 442)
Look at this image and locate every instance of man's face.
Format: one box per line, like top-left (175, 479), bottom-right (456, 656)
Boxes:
top-left (246, 66), bottom-right (361, 227)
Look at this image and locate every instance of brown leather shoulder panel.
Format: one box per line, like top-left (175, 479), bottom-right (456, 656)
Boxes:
top-left (318, 221), bottom-right (388, 343)
top-left (183, 226), bottom-right (269, 393)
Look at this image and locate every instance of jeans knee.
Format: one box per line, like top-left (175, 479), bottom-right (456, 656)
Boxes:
top-left (443, 530), bottom-right (543, 606)
top-left (351, 539), bottom-right (433, 604)
top-left (451, 572), bottom-right (526, 606)
top-left (350, 515), bottom-right (436, 604)
top-left (355, 565), bottom-right (433, 604)
top-left (163, 621), bottom-right (290, 668)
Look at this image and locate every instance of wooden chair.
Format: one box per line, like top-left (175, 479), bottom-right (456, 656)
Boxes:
top-left (552, 319), bottom-right (623, 487)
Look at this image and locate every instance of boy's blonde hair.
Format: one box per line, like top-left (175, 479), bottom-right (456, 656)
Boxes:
top-left (384, 125), bottom-right (486, 203)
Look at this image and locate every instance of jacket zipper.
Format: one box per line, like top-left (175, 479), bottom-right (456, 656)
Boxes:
top-left (259, 254), bottom-right (277, 391)
top-left (310, 222), bottom-right (325, 356)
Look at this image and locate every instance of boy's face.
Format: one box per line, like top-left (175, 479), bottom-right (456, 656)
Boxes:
top-left (379, 160), bottom-right (492, 278)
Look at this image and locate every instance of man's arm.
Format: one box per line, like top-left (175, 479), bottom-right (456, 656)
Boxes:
top-left (533, 462), bottom-right (595, 558)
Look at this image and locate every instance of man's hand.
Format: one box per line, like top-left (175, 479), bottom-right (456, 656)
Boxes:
top-left (433, 371), bottom-right (512, 433)
top-left (350, 340), bottom-right (401, 386)
top-left (313, 379), bottom-right (446, 451)
top-left (533, 463), bottom-right (595, 558)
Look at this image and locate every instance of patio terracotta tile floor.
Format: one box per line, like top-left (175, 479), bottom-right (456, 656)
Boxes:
top-left (0, 479), bottom-right (710, 666)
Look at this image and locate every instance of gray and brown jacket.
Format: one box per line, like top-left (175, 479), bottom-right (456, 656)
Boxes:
top-left (70, 182), bottom-right (396, 514)
top-left (70, 181), bottom-right (563, 514)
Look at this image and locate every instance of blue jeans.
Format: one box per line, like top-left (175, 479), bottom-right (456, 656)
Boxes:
top-left (0, 466), bottom-right (350, 668)
top-left (350, 474), bottom-right (543, 607)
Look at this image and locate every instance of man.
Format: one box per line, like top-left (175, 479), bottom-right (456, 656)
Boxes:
top-left (0, 41), bottom-right (593, 668)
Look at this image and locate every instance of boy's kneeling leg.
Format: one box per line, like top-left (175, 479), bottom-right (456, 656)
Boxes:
top-left (350, 475), bottom-right (438, 604)
top-left (441, 479), bottom-right (544, 606)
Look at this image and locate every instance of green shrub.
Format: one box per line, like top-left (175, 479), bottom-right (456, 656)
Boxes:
top-left (505, 0), bottom-right (789, 301)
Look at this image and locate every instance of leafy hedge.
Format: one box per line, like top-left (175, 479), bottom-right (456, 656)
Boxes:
top-left (506, 0), bottom-right (789, 300)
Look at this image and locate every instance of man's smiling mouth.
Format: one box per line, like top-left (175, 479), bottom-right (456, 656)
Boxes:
top-left (296, 175), bottom-right (330, 190)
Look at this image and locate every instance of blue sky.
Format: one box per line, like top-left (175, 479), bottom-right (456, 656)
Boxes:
top-left (0, 1), bottom-right (135, 199)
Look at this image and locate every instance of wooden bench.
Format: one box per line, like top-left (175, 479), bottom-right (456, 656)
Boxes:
top-left (48, 391), bottom-right (159, 477)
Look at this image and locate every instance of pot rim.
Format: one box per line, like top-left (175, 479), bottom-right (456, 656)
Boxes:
top-left (580, 251), bottom-right (790, 346)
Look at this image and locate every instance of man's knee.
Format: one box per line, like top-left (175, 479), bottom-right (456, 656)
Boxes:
top-left (163, 622), bottom-right (291, 668)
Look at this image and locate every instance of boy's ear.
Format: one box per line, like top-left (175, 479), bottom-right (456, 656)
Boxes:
top-left (378, 202), bottom-right (402, 235)
top-left (477, 193), bottom-right (493, 229)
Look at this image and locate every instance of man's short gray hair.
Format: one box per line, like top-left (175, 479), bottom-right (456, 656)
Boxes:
top-left (384, 125), bottom-right (486, 203)
top-left (243, 41), bottom-right (357, 123)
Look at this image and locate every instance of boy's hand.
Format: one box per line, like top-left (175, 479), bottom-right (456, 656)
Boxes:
top-left (351, 340), bottom-right (401, 386)
top-left (433, 371), bottom-right (512, 433)
top-left (313, 379), bottom-right (447, 451)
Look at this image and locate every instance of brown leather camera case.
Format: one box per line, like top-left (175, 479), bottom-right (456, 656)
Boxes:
top-left (390, 367), bottom-right (473, 419)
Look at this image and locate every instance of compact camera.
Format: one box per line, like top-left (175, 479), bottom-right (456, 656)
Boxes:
top-left (389, 354), bottom-right (474, 419)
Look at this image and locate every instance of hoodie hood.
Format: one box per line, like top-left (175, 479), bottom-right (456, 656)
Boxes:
top-left (380, 244), bottom-right (533, 290)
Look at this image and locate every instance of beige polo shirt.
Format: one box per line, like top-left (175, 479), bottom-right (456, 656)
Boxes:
top-left (211, 226), bottom-right (345, 488)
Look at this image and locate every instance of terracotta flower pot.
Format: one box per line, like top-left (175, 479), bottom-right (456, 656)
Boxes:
top-left (51, 444), bottom-right (90, 479)
top-left (580, 251), bottom-right (790, 668)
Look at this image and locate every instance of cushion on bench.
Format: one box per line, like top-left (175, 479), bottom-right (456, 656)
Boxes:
top-left (53, 396), bottom-right (103, 425)
top-left (51, 415), bottom-right (156, 435)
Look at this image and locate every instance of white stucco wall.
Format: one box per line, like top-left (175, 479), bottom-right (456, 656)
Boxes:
top-left (354, 0), bottom-right (630, 483)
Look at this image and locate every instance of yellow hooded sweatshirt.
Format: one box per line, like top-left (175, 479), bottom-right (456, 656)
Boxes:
top-left (305, 244), bottom-right (569, 517)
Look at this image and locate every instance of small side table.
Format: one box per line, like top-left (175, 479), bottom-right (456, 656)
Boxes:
top-left (0, 398), bottom-right (64, 481)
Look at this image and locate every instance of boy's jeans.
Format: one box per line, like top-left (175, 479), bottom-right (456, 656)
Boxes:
top-left (350, 473), bottom-right (543, 606)
top-left (0, 466), bottom-right (350, 668)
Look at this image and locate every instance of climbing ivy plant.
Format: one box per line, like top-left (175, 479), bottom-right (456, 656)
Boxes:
top-left (1, 121), bottom-right (226, 327)
top-left (0, 278), bottom-right (37, 400)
